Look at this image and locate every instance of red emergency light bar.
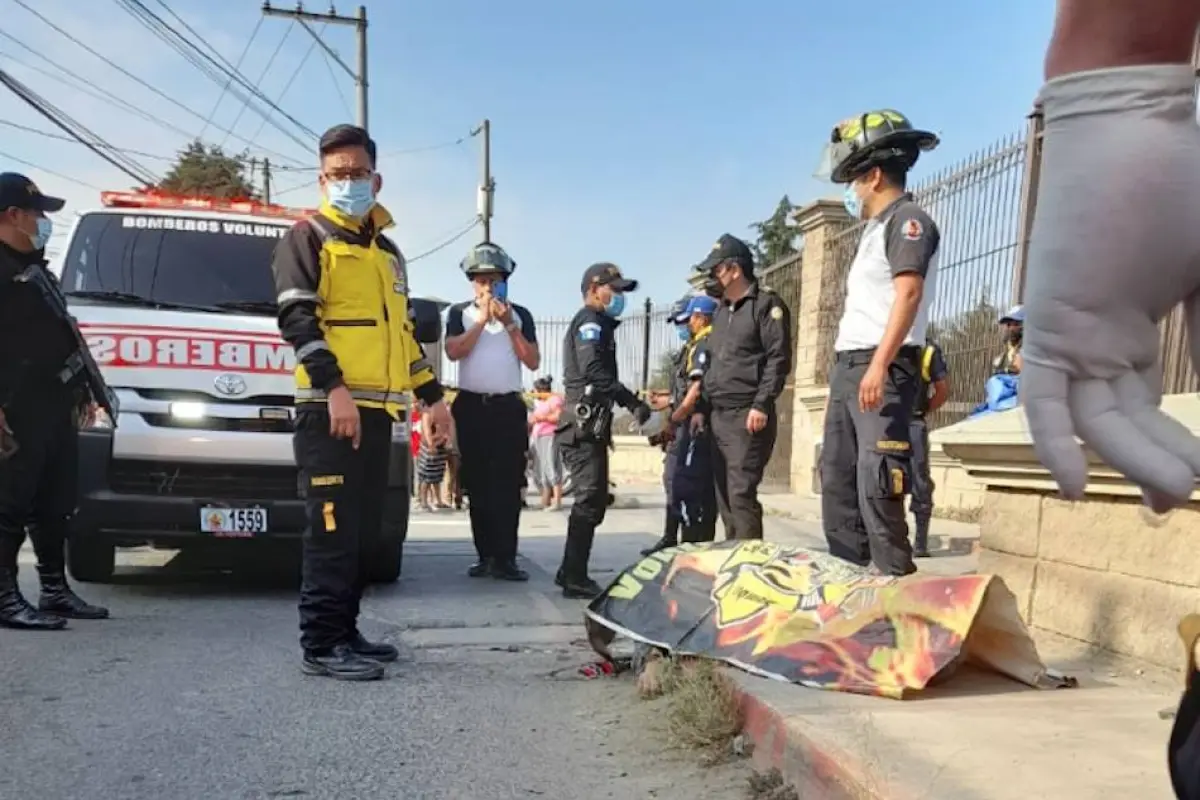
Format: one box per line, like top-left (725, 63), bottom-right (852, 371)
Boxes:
top-left (100, 190), bottom-right (317, 220)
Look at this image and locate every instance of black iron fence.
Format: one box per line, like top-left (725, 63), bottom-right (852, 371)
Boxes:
top-left (757, 253), bottom-right (802, 491)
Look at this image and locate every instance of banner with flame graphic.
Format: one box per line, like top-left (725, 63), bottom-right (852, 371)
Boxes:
top-left (585, 540), bottom-right (1074, 699)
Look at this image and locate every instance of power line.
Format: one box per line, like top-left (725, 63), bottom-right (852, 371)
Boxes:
top-left (0, 119), bottom-right (175, 161)
top-left (408, 217), bottom-right (482, 263)
top-left (220, 21), bottom-right (293, 147)
top-left (317, 35), bottom-right (354, 119)
top-left (125, 0), bottom-right (319, 141)
top-left (6, 4), bottom-right (309, 166)
top-left (0, 67), bottom-right (160, 186)
top-left (245, 23), bottom-right (325, 145)
top-left (0, 148), bottom-right (103, 191)
top-left (200, 16), bottom-right (262, 138)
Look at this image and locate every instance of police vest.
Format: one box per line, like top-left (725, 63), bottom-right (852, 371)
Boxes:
top-left (685, 325), bottom-right (712, 374)
top-left (294, 204), bottom-right (435, 415)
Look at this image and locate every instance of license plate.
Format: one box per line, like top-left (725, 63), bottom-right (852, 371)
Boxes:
top-left (199, 506), bottom-right (268, 538)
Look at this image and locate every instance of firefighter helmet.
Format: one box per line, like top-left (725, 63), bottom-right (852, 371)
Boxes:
top-left (814, 110), bottom-right (939, 184)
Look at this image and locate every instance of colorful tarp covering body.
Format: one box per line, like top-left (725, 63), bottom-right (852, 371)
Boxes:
top-left (585, 540), bottom-right (1074, 699)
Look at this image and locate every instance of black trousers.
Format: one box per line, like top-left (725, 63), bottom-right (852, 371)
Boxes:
top-left (820, 349), bottom-right (919, 576)
top-left (295, 406), bottom-right (390, 654)
top-left (452, 391), bottom-right (527, 563)
top-left (0, 384), bottom-right (78, 572)
top-left (909, 417), bottom-right (934, 523)
top-left (673, 427), bottom-right (717, 544)
top-left (709, 405), bottom-right (777, 541)
top-left (557, 426), bottom-right (608, 581)
top-left (660, 435), bottom-right (680, 541)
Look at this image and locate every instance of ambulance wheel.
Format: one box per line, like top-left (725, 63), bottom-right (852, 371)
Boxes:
top-left (368, 538), bottom-right (404, 583)
top-left (67, 535), bottom-right (116, 584)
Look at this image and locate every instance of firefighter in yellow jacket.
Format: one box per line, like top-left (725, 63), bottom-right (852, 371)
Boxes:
top-left (272, 124), bottom-right (451, 681)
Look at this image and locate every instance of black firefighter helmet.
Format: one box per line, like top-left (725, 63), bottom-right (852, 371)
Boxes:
top-left (459, 241), bottom-right (516, 278)
top-left (814, 109), bottom-right (939, 185)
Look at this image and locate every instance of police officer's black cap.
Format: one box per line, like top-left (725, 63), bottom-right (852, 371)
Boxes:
top-left (581, 262), bottom-right (638, 295)
top-left (0, 172), bottom-right (65, 214)
top-left (318, 124), bottom-right (378, 167)
top-left (695, 233), bottom-right (754, 274)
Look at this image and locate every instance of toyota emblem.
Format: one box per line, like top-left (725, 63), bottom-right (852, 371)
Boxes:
top-left (213, 374), bottom-right (247, 397)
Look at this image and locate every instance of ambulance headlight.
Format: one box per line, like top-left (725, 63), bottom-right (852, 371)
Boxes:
top-left (169, 402), bottom-right (207, 420)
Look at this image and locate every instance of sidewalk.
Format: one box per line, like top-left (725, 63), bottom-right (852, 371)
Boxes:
top-left (610, 482), bottom-right (1183, 799)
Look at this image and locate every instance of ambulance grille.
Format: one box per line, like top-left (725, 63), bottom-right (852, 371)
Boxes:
top-left (109, 460), bottom-right (299, 500)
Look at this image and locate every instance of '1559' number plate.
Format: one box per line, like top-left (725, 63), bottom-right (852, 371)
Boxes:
top-left (200, 507), bottom-right (268, 538)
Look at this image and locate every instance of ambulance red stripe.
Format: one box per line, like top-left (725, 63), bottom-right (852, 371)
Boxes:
top-left (79, 322), bottom-right (283, 342)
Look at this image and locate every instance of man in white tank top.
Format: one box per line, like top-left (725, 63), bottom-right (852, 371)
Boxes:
top-left (813, 109), bottom-right (941, 577)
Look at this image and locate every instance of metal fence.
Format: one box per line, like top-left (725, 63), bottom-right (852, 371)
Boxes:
top-left (819, 130), bottom-right (1030, 431)
top-left (758, 253), bottom-right (803, 490)
top-left (438, 298), bottom-right (681, 395)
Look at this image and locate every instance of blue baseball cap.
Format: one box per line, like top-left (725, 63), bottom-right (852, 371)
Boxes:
top-left (667, 294), bottom-right (691, 324)
top-left (684, 295), bottom-right (718, 318)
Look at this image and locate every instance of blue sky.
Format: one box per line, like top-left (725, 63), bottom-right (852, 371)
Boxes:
top-left (2, 0), bottom-right (1055, 318)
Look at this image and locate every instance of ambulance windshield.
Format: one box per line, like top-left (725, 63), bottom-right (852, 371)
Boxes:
top-left (60, 212), bottom-right (288, 315)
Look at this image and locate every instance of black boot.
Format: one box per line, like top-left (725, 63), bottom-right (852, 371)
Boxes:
top-left (641, 515), bottom-right (680, 556)
top-left (0, 567), bottom-right (66, 630)
top-left (348, 633), bottom-right (400, 663)
top-left (561, 575), bottom-right (603, 600)
top-left (37, 567), bottom-right (109, 619)
top-left (302, 643), bottom-right (385, 681)
top-left (468, 558), bottom-right (493, 578)
top-left (490, 559), bottom-right (529, 582)
top-left (913, 517), bottom-right (931, 559)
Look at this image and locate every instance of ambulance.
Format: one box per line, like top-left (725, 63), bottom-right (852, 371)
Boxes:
top-left (52, 190), bottom-right (440, 584)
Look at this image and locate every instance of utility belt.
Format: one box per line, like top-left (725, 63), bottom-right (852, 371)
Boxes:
top-left (835, 344), bottom-right (921, 369)
top-left (455, 389), bottom-right (522, 405)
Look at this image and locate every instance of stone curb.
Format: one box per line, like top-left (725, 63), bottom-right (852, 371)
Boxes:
top-left (726, 671), bottom-right (897, 800)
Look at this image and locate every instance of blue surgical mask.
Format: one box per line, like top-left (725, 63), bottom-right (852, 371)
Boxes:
top-left (326, 178), bottom-right (376, 218)
top-left (676, 325), bottom-right (690, 342)
top-left (33, 217), bottom-right (52, 251)
top-left (842, 184), bottom-right (863, 220)
top-left (603, 292), bottom-right (626, 318)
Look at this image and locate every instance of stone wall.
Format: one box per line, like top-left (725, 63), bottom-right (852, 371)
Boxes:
top-left (938, 395), bottom-right (1200, 669)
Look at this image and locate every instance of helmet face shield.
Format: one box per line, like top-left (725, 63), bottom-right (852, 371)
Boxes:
top-left (813, 140), bottom-right (858, 183)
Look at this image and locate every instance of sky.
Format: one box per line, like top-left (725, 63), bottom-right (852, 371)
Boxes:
top-left (1, 0), bottom-right (1056, 319)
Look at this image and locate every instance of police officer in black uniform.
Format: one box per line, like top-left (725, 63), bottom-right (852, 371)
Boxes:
top-left (813, 110), bottom-right (941, 576)
top-left (641, 294), bottom-right (691, 556)
top-left (556, 263), bottom-right (651, 598)
top-left (668, 295), bottom-right (719, 544)
top-left (0, 173), bottom-right (109, 630)
top-left (690, 235), bottom-right (792, 541)
top-left (910, 340), bottom-right (948, 558)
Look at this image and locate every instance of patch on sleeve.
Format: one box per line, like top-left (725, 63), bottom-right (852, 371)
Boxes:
top-left (578, 322), bottom-right (602, 343)
top-left (901, 218), bottom-right (924, 241)
top-left (769, 305), bottom-right (784, 321)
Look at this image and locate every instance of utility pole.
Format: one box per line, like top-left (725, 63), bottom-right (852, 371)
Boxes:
top-left (262, 158), bottom-right (272, 204)
top-left (262, 3), bottom-right (369, 131)
top-left (474, 119), bottom-right (494, 242)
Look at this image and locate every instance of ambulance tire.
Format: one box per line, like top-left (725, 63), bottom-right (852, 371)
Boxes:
top-left (369, 487), bottom-right (409, 583)
top-left (67, 535), bottom-right (116, 584)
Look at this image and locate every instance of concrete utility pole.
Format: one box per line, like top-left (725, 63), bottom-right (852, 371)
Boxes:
top-left (473, 119), bottom-right (493, 242)
top-left (261, 3), bottom-right (369, 131)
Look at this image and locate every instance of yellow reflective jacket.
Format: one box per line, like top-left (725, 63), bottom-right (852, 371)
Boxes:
top-left (272, 201), bottom-right (440, 417)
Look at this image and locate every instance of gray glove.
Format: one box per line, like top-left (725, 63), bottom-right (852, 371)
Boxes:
top-left (1022, 64), bottom-right (1200, 511)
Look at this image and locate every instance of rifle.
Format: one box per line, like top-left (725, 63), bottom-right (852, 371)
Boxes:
top-left (14, 265), bottom-right (120, 426)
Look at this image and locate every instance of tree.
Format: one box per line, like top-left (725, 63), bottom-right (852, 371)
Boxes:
top-left (647, 349), bottom-right (680, 393)
top-left (749, 195), bottom-right (800, 269)
top-left (158, 140), bottom-right (259, 199)
top-left (925, 291), bottom-right (1004, 425)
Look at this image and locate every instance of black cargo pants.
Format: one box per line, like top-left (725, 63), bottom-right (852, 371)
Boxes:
top-left (909, 416), bottom-right (934, 521)
top-left (295, 405), bottom-right (391, 654)
top-left (660, 434), bottom-right (680, 541)
top-left (452, 390), bottom-right (527, 564)
top-left (0, 384), bottom-right (79, 573)
top-left (710, 405), bottom-right (778, 541)
top-left (820, 347), bottom-right (919, 576)
top-left (556, 425), bottom-right (609, 582)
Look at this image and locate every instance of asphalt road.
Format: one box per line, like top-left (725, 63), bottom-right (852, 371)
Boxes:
top-left (0, 495), bottom-right (754, 800)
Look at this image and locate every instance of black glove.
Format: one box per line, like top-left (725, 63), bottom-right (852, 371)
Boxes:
top-left (632, 401), bottom-right (652, 426)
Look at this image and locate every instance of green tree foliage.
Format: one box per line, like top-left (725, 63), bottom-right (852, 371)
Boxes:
top-left (647, 349), bottom-right (680, 393)
top-left (749, 195), bottom-right (800, 269)
top-left (158, 140), bottom-right (258, 199)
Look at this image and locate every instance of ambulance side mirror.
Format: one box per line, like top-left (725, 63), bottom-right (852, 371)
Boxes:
top-left (410, 298), bottom-right (443, 344)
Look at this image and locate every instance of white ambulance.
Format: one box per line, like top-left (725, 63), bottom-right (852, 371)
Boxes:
top-left (53, 191), bottom-right (440, 584)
